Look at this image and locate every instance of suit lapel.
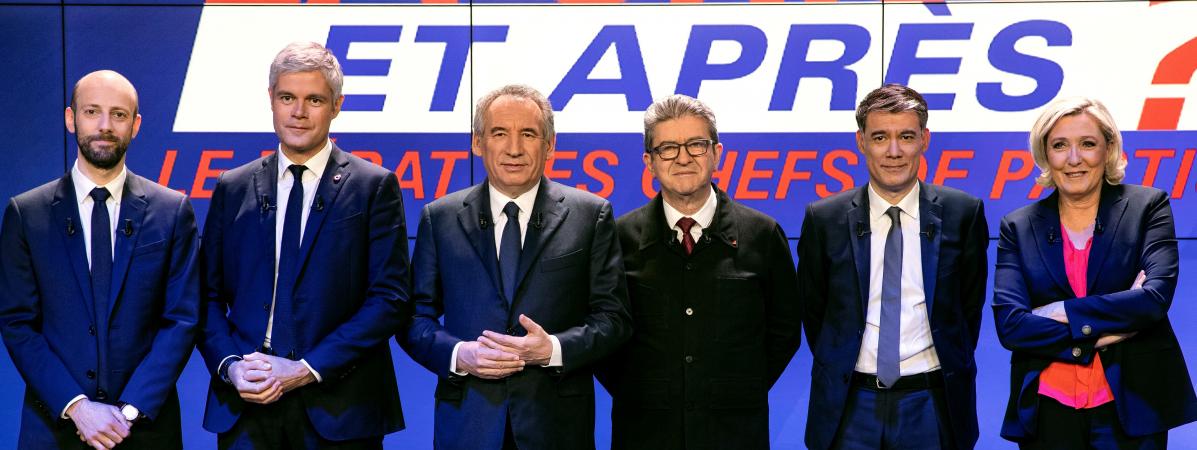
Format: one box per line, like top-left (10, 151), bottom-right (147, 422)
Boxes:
top-left (1087, 183), bottom-right (1128, 293)
top-left (847, 187), bottom-right (871, 319)
top-left (291, 147), bottom-right (350, 288)
top-left (1030, 192), bottom-right (1075, 299)
top-left (457, 183), bottom-right (503, 298)
top-left (918, 183), bottom-right (943, 319)
top-left (253, 154), bottom-right (279, 281)
top-left (106, 173), bottom-right (148, 324)
top-left (51, 174), bottom-right (97, 320)
top-left (512, 178), bottom-right (569, 304)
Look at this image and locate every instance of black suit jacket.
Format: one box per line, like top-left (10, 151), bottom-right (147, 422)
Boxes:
top-left (403, 177), bottom-right (632, 450)
top-left (602, 186), bottom-right (801, 450)
top-left (993, 183), bottom-right (1197, 440)
top-left (798, 181), bottom-right (988, 450)
top-left (0, 171), bottom-right (200, 449)
top-left (198, 145), bottom-right (410, 440)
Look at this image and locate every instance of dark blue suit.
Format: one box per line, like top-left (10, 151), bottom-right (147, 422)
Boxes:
top-left (198, 146), bottom-right (409, 442)
top-left (0, 172), bottom-right (200, 449)
top-left (993, 183), bottom-right (1197, 442)
top-left (402, 178), bottom-right (632, 450)
top-left (797, 181), bottom-right (989, 450)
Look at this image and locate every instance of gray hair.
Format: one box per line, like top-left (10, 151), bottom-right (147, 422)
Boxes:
top-left (1029, 96), bottom-right (1126, 188)
top-left (269, 41), bottom-right (343, 100)
top-left (473, 84), bottom-right (555, 141)
top-left (855, 83), bottom-right (929, 131)
top-left (643, 94), bottom-right (719, 153)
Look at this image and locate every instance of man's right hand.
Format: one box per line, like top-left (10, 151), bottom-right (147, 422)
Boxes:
top-left (228, 358), bottom-right (282, 404)
top-left (68, 398), bottom-right (129, 450)
top-left (456, 340), bottom-right (525, 380)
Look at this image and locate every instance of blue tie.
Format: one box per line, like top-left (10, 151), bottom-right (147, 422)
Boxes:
top-left (877, 206), bottom-right (903, 388)
top-left (272, 164), bottom-right (307, 355)
top-left (89, 187), bottom-right (113, 327)
top-left (499, 201), bottom-right (522, 304)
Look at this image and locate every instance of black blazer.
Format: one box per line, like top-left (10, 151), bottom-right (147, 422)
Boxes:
top-left (992, 182), bottom-right (1197, 440)
top-left (602, 186), bottom-right (801, 450)
top-left (403, 177), bottom-right (632, 450)
top-left (0, 172), bottom-right (200, 449)
top-left (797, 181), bottom-right (989, 450)
top-left (198, 145), bottom-right (410, 440)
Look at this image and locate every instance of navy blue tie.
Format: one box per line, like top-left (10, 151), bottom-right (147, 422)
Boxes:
top-left (272, 164), bottom-right (307, 355)
top-left (499, 201), bottom-right (522, 304)
top-left (877, 206), bottom-right (903, 388)
top-left (89, 187), bottom-right (113, 326)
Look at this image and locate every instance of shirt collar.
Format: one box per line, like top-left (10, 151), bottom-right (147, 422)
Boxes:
top-left (867, 182), bottom-right (920, 222)
top-left (277, 139), bottom-right (333, 182)
top-left (488, 182), bottom-right (540, 219)
top-left (72, 160), bottom-right (127, 206)
top-left (662, 185), bottom-right (718, 230)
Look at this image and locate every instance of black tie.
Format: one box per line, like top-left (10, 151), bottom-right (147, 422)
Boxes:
top-left (499, 202), bottom-right (522, 304)
top-left (89, 187), bottom-right (112, 324)
top-left (272, 164), bottom-right (307, 355)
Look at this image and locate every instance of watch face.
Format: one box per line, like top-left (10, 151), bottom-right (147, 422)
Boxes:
top-left (121, 405), bottom-right (138, 422)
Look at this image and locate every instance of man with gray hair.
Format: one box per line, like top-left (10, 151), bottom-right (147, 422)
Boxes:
top-left (597, 94), bottom-right (801, 449)
top-left (198, 41), bottom-right (410, 449)
top-left (402, 84), bottom-right (631, 449)
top-left (798, 84), bottom-right (988, 450)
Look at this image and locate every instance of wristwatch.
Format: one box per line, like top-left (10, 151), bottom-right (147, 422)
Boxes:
top-left (120, 403), bottom-right (140, 423)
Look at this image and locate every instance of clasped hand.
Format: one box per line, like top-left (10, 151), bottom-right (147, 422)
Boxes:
top-left (228, 352), bottom-right (316, 404)
top-left (456, 314), bottom-right (554, 379)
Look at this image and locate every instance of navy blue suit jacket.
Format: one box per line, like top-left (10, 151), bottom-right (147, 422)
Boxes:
top-left (198, 146), bottom-right (410, 441)
top-left (0, 171), bottom-right (200, 449)
top-left (402, 178), bottom-right (632, 450)
top-left (993, 183), bottom-right (1197, 440)
top-left (797, 181), bottom-right (989, 450)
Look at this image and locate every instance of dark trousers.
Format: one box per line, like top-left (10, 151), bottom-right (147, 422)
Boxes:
top-left (218, 394), bottom-right (382, 450)
top-left (1019, 396), bottom-right (1167, 450)
top-left (831, 383), bottom-right (954, 450)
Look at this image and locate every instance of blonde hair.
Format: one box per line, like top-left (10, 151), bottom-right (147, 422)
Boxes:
top-left (1028, 96), bottom-right (1126, 188)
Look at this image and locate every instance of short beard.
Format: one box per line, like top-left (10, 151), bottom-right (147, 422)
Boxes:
top-left (77, 133), bottom-right (128, 170)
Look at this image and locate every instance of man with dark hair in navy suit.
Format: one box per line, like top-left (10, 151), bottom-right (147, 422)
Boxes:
top-left (0, 70), bottom-right (200, 449)
top-left (197, 41), bottom-right (410, 449)
top-left (798, 84), bottom-right (989, 450)
top-left (403, 84), bottom-right (632, 450)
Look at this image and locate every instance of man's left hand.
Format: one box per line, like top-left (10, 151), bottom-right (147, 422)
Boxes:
top-left (243, 352), bottom-right (317, 397)
top-left (480, 314), bottom-right (554, 366)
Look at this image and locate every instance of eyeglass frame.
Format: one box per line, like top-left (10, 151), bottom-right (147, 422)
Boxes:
top-left (648, 138), bottom-right (716, 161)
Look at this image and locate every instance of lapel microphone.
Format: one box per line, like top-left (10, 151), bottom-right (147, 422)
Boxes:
top-left (1094, 218), bottom-right (1104, 234)
top-left (122, 219), bottom-right (133, 237)
top-left (66, 218), bottom-right (76, 236)
top-left (920, 225), bottom-right (937, 239)
top-left (856, 222), bottom-right (869, 238)
top-left (479, 213), bottom-right (491, 229)
top-left (260, 195), bottom-right (274, 214)
top-left (1047, 229), bottom-right (1059, 245)
top-left (314, 196), bottom-right (324, 212)
top-left (532, 213), bottom-right (544, 230)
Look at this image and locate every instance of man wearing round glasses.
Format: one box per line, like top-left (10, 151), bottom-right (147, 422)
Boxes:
top-left (599, 94), bottom-right (802, 450)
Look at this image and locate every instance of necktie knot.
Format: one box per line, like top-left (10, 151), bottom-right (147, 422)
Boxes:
top-left (89, 187), bottom-right (111, 204)
top-left (676, 217), bottom-right (697, 234)
top-left (503, 201), bottom-right (520, 220)
top-left (287, 164), bottom-right (308, 180)
top-left (885, 206), bottom-right (902, 225)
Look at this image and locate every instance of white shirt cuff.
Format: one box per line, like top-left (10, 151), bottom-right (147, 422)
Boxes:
top-left (545, 334), bottom-right (563, 367)
top-left (449, 342), bottom-right (468, 376)
top-left (61, 394), bottom-right (87, 419)
top-left (299, 359), bottom-right (322, 383)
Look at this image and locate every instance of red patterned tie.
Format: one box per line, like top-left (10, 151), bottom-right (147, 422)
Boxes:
top-left (676, 217), bottom-right (697, 255)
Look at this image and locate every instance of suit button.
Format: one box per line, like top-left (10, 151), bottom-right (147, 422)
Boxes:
top-left (1071, 347), bottom-right (1082, 358)
top-left (88, 326), bottom-right (96, 336)
top-left (507, 327), bottom-right (516, 334)
top-left (684, 308), bottom-right (693, 316)
top-left (263, 303), bottom-right (270, 311)
top-left (1081, 325), bottom-right (1092, 336)
top-left (86, 370), bottom-right (96, 379)
top-left (96, 389), bottom-right (107, 401)
top-left (684, 355), bottom-right (694, 364)
top-left (684, 264), bottom-right (692, 271)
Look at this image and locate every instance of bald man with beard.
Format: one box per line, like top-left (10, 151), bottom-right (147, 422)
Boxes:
top-left (0, 70), bottom-right (200, 449)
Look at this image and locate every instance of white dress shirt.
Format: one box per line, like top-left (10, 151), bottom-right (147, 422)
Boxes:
top-left (219, 141), bottom-right (331, 385)
top-left (448, 183), bottom-right (563, 375)
top-left (661, 186), bottom-right (717, 244)
top-left (62, 162), bottom-right (128, 419)
top-left (855, 182), bottom-right (941, 376)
